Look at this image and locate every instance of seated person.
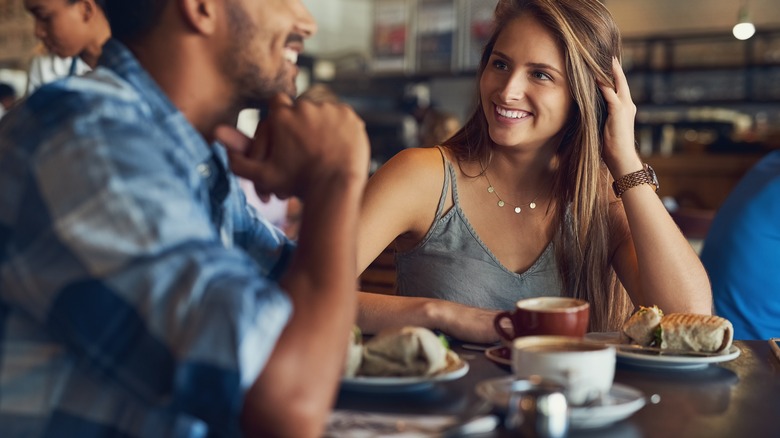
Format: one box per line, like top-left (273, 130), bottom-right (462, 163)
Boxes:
top-left (354, 0), bottom-right (712, 344)
top-left (418, 108), bottom-right (461, 148)
top-left (701, 150), bottom-right (780, 340)
top-left (0, 0), bottom-right (368, 437)
top-left (23, 0), bottom-right (111, 94)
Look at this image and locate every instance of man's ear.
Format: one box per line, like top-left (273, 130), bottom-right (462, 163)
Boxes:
top-left (179, 0), bottom-right (219, 35)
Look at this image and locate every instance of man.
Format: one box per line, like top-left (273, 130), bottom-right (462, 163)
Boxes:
top-left (0, 0), bottom-right (368, 437)
top-left (701, 150), bottom-right (780, 340)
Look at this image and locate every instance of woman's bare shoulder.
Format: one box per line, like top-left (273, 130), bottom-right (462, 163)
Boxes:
top-left (362, 147), bottom-right (451, 240)
top-left (370, 147), bottom-right (448, 189)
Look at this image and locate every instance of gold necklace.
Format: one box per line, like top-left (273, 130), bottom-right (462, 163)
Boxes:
top-left (484, 172), bottom-right (540, 214)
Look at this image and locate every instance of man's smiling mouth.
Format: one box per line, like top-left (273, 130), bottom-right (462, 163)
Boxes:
top-left (283, 48), bottom-right (298, 64)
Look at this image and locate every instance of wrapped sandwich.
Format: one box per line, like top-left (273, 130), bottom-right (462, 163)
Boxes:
top-left (621, 306), bottom-right (733, 353)
top-left (359, 326), bottom-right (458, 377)
top-left (658, 313), bottom-right (734, 353)
top-left (621, 305), bottom-right (664, 346)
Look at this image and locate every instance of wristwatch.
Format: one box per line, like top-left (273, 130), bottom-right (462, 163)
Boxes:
top-left (612, 163), bottom-right (659, 198)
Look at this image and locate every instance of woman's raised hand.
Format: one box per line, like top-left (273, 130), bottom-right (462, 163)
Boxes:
top-left (599, 57), bottom-right (642, 178)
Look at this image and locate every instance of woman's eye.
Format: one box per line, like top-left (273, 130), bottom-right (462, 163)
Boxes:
top-left (532, 71), bottom-right (553, 81)
top-left (492, 60), bottom-right (509, 71)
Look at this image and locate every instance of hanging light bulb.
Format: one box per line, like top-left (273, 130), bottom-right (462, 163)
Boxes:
top-left (732, 4), bottom-right (755, 40)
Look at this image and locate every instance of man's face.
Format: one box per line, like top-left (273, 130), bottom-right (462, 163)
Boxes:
top-left (222, 0), bottom-right (316, 107)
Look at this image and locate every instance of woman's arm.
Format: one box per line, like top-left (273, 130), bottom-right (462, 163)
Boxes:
top-left (356, 147), bottom-right (501, 343)
top-left (357, 292), bottom-right (501, 343)
top-left (601, 58), bottom-right (712, 314)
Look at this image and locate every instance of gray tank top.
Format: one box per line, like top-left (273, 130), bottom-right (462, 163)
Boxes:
top-left (395, 150), bottom-right (563, 310)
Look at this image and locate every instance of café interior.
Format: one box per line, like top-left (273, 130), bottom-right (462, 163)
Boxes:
top-left (1, 0), bottom-right (780, 436)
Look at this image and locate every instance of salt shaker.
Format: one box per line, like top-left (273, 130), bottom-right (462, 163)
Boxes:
top-left (505, 377), bottom-right (569, 437)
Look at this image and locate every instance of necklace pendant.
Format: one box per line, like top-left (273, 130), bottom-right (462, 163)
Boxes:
top-left (529, 202), bottom-right (537, 209)
top-left (514, 207), bottom-right (522, 214)
top-left (487, 186), bottom-right (495, 194)
top-left (497, 200), bottom-right (505, 207)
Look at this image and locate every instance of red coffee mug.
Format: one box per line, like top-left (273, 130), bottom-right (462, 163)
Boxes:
top-left (494, 297), bottom-right (590, 342)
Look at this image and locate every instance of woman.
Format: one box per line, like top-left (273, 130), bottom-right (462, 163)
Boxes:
top-left (25, 0), bottom-right (110, 93)
top-left (357, 0), bottom-right (712, 343)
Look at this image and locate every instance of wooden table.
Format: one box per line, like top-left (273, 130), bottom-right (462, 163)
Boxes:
top-left (335, 340), bottom-right (780, 437)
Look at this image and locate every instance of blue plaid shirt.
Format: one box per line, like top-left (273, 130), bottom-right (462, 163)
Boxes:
top-left (0, 39), bottom-right (295, 437)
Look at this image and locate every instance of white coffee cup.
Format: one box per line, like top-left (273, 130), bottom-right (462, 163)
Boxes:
top-left (511, 335), bottom-right (615, 406)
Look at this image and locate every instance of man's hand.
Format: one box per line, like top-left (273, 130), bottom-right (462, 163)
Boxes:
top-left (216, 93), bottom-right (370, 201)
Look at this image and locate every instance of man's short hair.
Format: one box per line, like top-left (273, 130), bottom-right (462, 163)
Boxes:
top-left (0, 83), bottom-right (16, 101)
top-left (104, 0), bottom-right (169, 43)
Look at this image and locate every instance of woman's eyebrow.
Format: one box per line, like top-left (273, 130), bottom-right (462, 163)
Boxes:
top-left (493, 50), bottom-right (564, 76)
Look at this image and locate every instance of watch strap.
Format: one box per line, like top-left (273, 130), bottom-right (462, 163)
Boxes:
top-left (612, 164), bottom-right (658, 198)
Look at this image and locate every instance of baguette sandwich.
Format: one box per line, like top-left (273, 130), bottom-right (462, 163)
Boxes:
top-left (658, 313), bottom-right (734, 353)
top-left (621, 306), bottom-right (733, 353)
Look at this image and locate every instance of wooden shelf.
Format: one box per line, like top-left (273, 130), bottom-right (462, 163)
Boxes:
top-left (645, 153), bottom-right (765, 210)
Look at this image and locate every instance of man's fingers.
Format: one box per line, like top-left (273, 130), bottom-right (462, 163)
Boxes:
top-left (226, 150), bottom-right (267, 179)
top-left (268, 92), bottom-right (295, 110)
top-left (214, 125), bottom-right (252, 155)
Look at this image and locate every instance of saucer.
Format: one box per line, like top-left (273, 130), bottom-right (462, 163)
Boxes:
top-left (484, 345), bottom-right (511, 370)
top-left (475, 376), bottom-right (646, 429)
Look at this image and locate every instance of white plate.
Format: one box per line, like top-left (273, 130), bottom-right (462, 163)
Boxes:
top-left (584, 332), bottom-right (741, 370)
top-left (475, 376), bottom-right (646, 429)
top-left (340, 361), bottom-right (469, 393)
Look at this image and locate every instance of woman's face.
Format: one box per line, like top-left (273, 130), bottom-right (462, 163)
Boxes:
top-left (480, 13), bottom-right (573, 151)
top-left (25, 0), bottom-right (92, 58)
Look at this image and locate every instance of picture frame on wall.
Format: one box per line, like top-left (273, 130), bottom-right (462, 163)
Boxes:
top-left (416, 0), bottom-right (457, 73)
top-left (371, 0), bottom-right (415, 73)
top-left (457, 0), bottom-right (497, 72)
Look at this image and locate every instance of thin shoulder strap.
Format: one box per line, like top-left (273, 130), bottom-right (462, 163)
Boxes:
top-left (433, 146), bottom-right (453, 222)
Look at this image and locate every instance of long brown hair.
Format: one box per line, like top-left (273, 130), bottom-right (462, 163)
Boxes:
top-left (442, 0), bottom-right (632, 331)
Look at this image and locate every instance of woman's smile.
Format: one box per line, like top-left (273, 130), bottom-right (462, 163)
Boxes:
top-left (494, 104), bottom-right (532, 122)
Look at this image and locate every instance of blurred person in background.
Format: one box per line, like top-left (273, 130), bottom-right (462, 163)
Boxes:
top-left (0, 0), bottom-right (369, 437)
top-left (354, 0), bottom-right (712, 343)
top-left (0, 82), bottom-right (17, 119)
top-left (418, 108), bottom-right (461, 148)
top-left (23, 0), bottom-right (110, 94)
top-left (701, 150), bottom-right (780, 340)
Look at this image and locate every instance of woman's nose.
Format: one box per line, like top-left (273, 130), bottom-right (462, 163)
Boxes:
top-left (498, 74), bottom-right (527, 102)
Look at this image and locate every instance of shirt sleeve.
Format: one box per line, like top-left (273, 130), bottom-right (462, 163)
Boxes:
top-left (3, 95), bottom-right (291, 434)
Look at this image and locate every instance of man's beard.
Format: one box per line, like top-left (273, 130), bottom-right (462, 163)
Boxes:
top-left (223, 1), bottom-right (297, 109)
